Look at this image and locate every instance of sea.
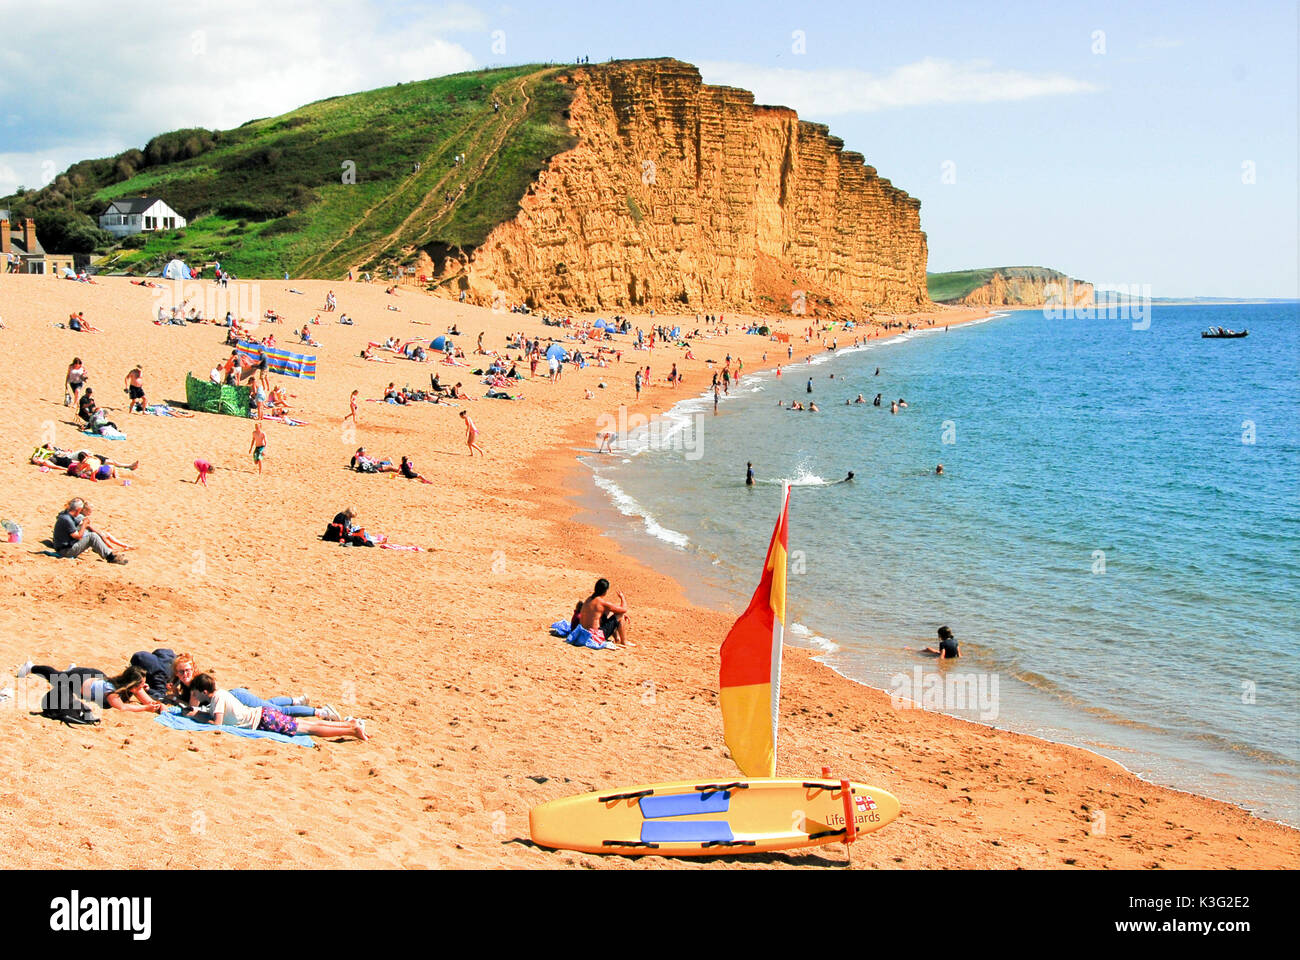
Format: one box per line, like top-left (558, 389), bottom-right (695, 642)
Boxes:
top-left (576, 302), bottom-right (1300, 825)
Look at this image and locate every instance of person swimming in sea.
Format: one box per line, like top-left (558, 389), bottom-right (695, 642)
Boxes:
top-left (746, 461), bottom-right (754, 486)
top-left (936, 464), bottom-right (944, 475)
top-left (873, 393), bottom-right (882, 407)
top-left (923, 625), bottom-right (960, 659)
top-left (840, 471), bottom-right (855, 483)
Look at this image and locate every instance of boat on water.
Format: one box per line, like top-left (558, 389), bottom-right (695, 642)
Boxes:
top-left (1202, 327), bottom-right (1249, 338)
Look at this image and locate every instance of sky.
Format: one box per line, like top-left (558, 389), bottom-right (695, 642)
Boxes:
top-left (0, 0), bottom-right (1295, 297)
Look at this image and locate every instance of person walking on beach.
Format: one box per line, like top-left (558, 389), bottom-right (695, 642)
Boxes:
top-left (635, 368), bottom-right (642, 400)
top-left (713, 383), bottom-right (720, 413)
top-left (345, 389), bottom-right (359, 425)
top-left (461, 410), bottom-right (484, 457)
top-left (65, 358), bottom-right (87, 407)
top-left (250, 422), bottom-right (268, 474)
top-left (124, 366), bottom-right (147, 413)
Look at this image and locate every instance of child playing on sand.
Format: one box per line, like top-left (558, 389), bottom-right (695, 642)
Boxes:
top-left (250, 423), bottom-right (267, 474)
top-left (461, 411), bottom-right (483, 457)
top-left (194, 459), bottom-right (215, 486)
top-left (345, 389), bottom-right (359, 424)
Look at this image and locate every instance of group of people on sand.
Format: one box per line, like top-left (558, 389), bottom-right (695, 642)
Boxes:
top-left (14, 650), bottom-right (368, 740)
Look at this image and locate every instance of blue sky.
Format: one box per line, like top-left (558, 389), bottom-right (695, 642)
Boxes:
top-left (1, 0), bottom-right (1294, 296)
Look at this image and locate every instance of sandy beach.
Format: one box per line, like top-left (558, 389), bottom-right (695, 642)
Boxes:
top-left (0, 273), bottom-right (1295, 870)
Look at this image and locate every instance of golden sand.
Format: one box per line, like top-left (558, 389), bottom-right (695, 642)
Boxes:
top-left (0, 274), bottom-right (1294, 869)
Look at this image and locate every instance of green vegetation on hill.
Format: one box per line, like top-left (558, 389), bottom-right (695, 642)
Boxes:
top-left (927, 266), bottom-right (1070, 303)
top-left (1, 65), bottom-right (576, 278)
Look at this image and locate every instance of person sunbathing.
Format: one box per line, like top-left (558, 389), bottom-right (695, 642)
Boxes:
top-left (350, 448), bottom-right (399, 474)
top-left (66, 452), bottom-right (125, 482)
top-left (168, 654), bottom-right (341, 720)
top-left (68, 312), bottom-right (102, 333)
top-left (32, 445), bottom-right (137, 472)
top-left (383, 383), bottom-right (408, 404)
top-left (17, 662), bottom-right (163, 713)
top-left (299, 324), bottom-right (320, 347)
top-left (186, 673), bottom-right (368, 741)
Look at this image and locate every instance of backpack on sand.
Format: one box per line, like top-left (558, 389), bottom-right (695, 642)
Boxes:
top-left (37, 672), bottom-right (100, 727)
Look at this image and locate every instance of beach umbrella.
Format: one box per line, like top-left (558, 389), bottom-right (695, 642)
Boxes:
top-left (545, 343), bottom-right (569, 362)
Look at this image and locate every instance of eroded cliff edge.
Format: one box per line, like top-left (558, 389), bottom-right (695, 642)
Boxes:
top-left (451, 59), bottom-right (929, 314)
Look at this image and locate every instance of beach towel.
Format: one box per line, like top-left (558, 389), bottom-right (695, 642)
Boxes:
top-left (260, 415), bottom-right (308, 426)
top-left (378, 543), bottom-right (425, 552)
top-left (154, 710), bottom-right (316, 747)
top-left (549, 620), bottom-right (613, 650)
top-left (83, 427), bottom-right (126, 441)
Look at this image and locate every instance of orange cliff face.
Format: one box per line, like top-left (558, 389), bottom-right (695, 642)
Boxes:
top-left (954, 272), bottom-right (1095, 308)
top-left (462, 59), bottom-right (930, 314)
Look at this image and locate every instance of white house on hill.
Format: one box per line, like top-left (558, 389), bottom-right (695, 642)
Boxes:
top-left (99, 197), bottom-right (187, 237)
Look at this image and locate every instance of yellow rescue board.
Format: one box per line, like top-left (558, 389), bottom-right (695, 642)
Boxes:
top-left (529, 777), bottom-right (901, 857)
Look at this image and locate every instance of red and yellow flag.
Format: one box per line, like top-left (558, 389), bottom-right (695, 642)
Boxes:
top-left (720, 484), bottom-right (789, 777)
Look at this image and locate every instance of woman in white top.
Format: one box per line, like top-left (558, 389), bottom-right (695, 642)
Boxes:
top-left (188, 673), bottom-right (368, 740)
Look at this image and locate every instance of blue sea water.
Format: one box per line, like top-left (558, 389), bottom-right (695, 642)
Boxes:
top-left (579, 303), bottom-right (1300, 825)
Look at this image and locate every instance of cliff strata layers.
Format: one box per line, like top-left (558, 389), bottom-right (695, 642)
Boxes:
top-left (457, 59), bottom-right (929, 314)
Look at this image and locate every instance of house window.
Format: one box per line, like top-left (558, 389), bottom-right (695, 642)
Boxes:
top-left (120, 215), bottom-right (127, 225)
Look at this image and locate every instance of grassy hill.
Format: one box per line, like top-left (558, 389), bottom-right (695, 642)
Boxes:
top-left (0, 65), bottom-right (576, 279)
top-left (927, 266), bottom-right (1073, 303)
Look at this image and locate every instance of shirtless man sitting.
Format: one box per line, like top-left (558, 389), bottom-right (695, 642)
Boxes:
top-left (576, 578), bottom-right (631, 647)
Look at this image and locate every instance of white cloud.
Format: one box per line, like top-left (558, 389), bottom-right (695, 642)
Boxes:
top-left (697, 58), bottom-right (1099, 116)
top-left (0, 0), bottom-right (483, 190)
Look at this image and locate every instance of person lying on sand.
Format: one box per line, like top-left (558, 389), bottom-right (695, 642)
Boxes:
top-left (32, 445), bottom-right (137, 473)
top-left (186, 673), bottom-right (368, 741)
top-left (17, 662), bottom-right (162, 713)
top-left (168, 654), bottom-right (341, 720)
top-left (67, 312), bottom-right (102, 333)
top-left (923, 625), bottom-right (960, 659)
top-left (576, 577), bottom-right (632, 648)
top-left (350, 448), bottom-right (399, 474)
top-left (66, 452), bottom-right (132, 482)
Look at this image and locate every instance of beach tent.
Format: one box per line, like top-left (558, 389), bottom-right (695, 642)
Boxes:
top-left (593, 318), bottom-right (611, 331)
top-left (545, 343), bottom-right (569, 362)
top-left (162, 258), bottom-right (192, 280)
top-left (670, 326), bottom-right (681, 338)
top-left (431, 335), bottom-right (450, 352)
top-left (185, 373), bottom-right (250, 417)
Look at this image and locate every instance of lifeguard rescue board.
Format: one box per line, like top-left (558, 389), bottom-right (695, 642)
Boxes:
top-left (529, 777), bottom-right (901, 857)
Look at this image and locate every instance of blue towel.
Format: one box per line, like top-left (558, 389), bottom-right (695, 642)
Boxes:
top-left (550, 620), bottom-right (612, 650)
top-left (83, 428), bottom-right (126, 440)
top-left (154, 710), bottom-right (316, 747)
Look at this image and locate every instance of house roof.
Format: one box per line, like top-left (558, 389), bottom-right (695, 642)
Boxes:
top-left (9, 234), bottom-right (46, 257)
top-left (103, 197), bottom-right (167, 215)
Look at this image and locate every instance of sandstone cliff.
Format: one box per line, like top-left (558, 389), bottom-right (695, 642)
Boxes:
top-left (456, 59), bottom-right (929, 314)
top-left (929, 266), bottom-right (1093, 308)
